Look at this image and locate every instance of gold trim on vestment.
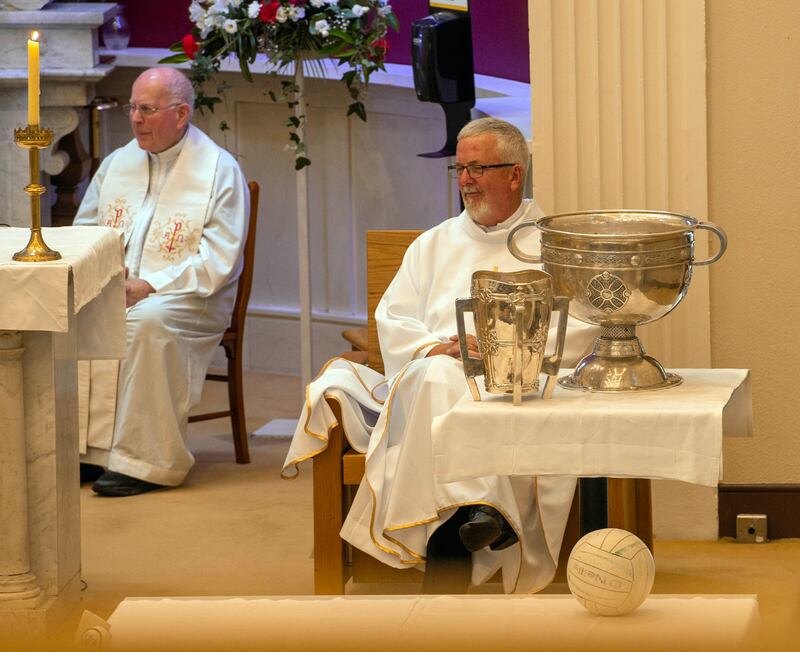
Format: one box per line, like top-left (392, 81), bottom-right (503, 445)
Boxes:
top-left (412, 340), bottom-right (442, 360)
top-left (281, 357), bottom-right (383, 478)
top-left (362, 362), bottom-right (423, 562)
top-left (369, 379), bottom-right (388, 405)
top-left (360, 359), bottom-right (524, 590)
top-left (279, 416), bottom-right (339, 479)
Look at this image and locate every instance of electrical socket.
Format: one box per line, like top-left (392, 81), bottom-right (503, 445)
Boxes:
top-left (736, 514), bottom-right (767, 543)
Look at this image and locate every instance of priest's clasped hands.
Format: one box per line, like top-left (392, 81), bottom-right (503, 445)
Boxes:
top-left (427, 334), bottom-right (481, 360)
top-left (124, 267), bottom-right (155, 308)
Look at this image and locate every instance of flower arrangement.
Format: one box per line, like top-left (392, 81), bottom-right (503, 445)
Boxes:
top-left (161, 0), bottom-right (398, 169)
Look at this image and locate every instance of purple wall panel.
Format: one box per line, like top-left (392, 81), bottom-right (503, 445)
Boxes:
top-left (120, 0), bottom-right (192, 50)
top-left (121, 0), bottom-right (529, 83)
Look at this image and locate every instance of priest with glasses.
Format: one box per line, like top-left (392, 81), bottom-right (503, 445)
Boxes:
top-left (74, 67), bottom-right (249, 497)
top-left (284, 117), bottom-right (597, 593)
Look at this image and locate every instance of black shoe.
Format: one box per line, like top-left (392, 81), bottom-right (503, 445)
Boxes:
top-left (80, 463), bottom-right (105, 485)
top-left (458, 505), bottom-right (519, 552)
top-left (91, 471), bottom-right (165, 497)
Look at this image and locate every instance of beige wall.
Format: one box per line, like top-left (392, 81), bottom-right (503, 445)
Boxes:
top-left (708, 0), bottom-right (800, 483)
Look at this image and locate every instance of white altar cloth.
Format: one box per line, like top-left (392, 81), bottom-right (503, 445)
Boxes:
top-left (0, 226), bottom-right (125, 358)
top-left (432, 369), bottom-right (751, 487)
top-left (102, 594), bottom-right (760, 651)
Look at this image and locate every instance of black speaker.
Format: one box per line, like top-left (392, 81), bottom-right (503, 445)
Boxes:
top-left (412, 9), bottom-right (475, 158)
top-left (412, 11), bottom-right (475, 105)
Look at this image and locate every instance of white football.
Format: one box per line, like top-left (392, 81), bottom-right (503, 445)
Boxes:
top-left (566, 528), bottom-right (655, 616)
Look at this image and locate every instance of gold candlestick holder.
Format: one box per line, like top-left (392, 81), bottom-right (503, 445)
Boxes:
top-left (12, 124), bottom-right (61, 262)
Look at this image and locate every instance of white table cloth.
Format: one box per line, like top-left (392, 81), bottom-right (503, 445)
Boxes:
top-left (432, 369), bottom-right (752, 487)
top-left (0, 226), bottom-right (125, 358)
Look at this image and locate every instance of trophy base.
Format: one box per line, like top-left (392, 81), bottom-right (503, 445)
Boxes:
top-left (559, 330), bottom-right (683, 392)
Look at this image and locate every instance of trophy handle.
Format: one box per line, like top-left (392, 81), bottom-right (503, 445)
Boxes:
top-left (513, 303), bottom-right (525, 406)
top-left (540, 296), bottom-right (570, 399)
top-left (693, 222), bottom-right (728, 266)
top-left (455, 297), bottom-right (483, 401)
top-left (507, 220), bottom-right (543, 264)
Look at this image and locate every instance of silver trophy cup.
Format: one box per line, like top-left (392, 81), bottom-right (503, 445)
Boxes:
top-left (455, 269), bottom-right (570, 405)
top-left (508, 210), bottom-right (727, 391)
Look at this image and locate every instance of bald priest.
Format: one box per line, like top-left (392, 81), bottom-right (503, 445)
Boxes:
top-left (74, 67), bottom-right (249, 497)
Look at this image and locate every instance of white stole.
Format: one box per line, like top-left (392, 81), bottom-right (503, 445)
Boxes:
top-left (97, 125), bottom-right (220, 277)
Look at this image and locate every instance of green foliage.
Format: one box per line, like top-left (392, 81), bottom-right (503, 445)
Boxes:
top-left (161, 1), bottom-right (397, 170)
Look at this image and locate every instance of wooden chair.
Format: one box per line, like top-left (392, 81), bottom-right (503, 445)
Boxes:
top-left (188, 181), bottom-right (260, 465)
top-left (312, 229), bottom-right (653, 594)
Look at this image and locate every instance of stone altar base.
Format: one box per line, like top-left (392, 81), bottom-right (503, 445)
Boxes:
top-left (73, 594), bottom-right (760, 652)
top-left (0, 327), bottom-right (82, 640)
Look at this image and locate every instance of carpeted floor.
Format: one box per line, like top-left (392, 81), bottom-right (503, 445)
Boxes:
top-left (19, 371), bottom-right (800, 650)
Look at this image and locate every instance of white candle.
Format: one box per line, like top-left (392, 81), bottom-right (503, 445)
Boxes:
top-left (28, 31), bottom-right (40, 125)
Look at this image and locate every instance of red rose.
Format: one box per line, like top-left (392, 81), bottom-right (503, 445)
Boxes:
top-left (260, 1), bottom-right (280, 23)
top-left (372, 38), bottom-right (390, 53)
top-left (370, 38), bottom-right (390, 59)
top-left (181, 34), bottom-right (199, 60)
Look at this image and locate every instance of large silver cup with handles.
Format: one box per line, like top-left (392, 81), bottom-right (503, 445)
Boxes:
top-left (507, 210), bottom-right (728, 392)
top-left (455, 269), bottom-right (570, 405)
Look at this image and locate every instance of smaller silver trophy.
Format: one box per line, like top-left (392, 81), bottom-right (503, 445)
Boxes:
top-left (455, 270), bottom-right (570, 405)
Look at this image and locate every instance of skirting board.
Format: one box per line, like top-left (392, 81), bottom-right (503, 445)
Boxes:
top-left (718, 484), bottom-right (800, 538)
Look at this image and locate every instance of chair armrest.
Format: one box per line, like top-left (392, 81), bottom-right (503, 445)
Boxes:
top-left (341, 327), bottom-right (368, 352)
top-left (338, 350), bottom-right (369, 365)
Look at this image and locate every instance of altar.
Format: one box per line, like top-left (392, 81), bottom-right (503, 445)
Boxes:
top-left (0, 226), bottom-right (124, 636)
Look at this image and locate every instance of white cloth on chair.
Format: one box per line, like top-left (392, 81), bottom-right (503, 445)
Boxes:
top-left (284, 200), bottom-right (599, 593)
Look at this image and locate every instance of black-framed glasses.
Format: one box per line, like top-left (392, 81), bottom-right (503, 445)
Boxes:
top-left (122, 102), bottom-right (183, 117)
top-left (447, 163), bottom-right (516, 179)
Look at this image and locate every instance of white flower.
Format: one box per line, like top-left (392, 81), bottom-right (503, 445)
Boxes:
top-left (229, 0), bottom-right (243, 7)
top-left (246, 1), bottom-right (260, 18)
top-left (351, 4), bottom-right (368, 18)
top-left (210, 0), bottom-right (228, 15)
top-left (189, 2), bottom-right (204, 23)
top-left (276, 6), bottom-right (289, 22)
top-left (378, 5), bottom-right (392, 17)
top-left (310, 0), bottom-right (325, 7)
top-left (223, 18), bottom-right (238, 33)
top-left (289, 6), bottom-right (306, 21)
top-left (315, 18), bottom-right (330, 37)
top-left (324, 0), bottom-right (339, 6)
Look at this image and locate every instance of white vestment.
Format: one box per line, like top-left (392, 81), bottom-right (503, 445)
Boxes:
top-left (73, 125), bottom-right (249, 485)
top-left (283, 200), bottom-right (599, 593)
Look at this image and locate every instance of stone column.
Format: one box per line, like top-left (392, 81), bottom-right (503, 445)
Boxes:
top-left (0, 331), bottom-right (41, 607)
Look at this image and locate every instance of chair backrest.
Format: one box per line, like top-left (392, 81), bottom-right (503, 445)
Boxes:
top-left (229, 180), bottom-right (260, 335)
top-left (365, 229), bottom-right (423, 374)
